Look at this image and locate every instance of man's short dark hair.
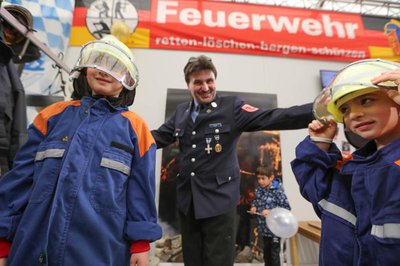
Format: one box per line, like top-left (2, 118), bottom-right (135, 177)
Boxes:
top-left (255, 166), bottom-right (275, 177)
top-left (183, 55), bottom-right (217, 84)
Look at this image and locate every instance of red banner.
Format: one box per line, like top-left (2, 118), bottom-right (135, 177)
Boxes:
top-left (70, 0), bottom-right (400, 62)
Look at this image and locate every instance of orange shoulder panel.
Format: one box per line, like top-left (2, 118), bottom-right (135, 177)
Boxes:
top-left (33, 100), bottom-right (81, 136)
top-left (335, 154), bottom-right (353, 170)
top-left (395, 160), bottom-right (400, 166)
top-left (121, 111), bottom-right (155, 158)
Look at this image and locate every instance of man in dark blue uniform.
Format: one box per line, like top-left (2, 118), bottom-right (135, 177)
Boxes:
top-left (151, 55), bottom-right (314, 266)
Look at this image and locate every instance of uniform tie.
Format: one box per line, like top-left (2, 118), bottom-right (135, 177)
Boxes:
top-left (191, 104), bottom-right (200, 122)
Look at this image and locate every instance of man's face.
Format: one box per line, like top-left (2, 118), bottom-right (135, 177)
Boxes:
top-left (187, 69), bottom-right (216, 104)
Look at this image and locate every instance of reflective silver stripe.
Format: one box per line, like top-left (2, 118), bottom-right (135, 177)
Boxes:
top-left (100, 158), bottom-right (131, 175)
top-left (318, 199), bottom-right (357, 226)
top-left (371, 224), bottom-right (400, 239)
top-left (35, 149), bottom-right (65, 161)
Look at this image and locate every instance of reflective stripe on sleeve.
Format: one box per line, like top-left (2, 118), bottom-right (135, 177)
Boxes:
top-left (35, 149), bottom-right (65, 161)
top-left (371, 224), bottom-right (400, 239)
top-left (100, 158), bottom-right (131, 175)
top-left (318, 199), bottom-right (356, 226)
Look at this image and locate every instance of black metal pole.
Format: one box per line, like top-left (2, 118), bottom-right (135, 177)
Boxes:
top-left (0, 6), bottom-right (70, 73)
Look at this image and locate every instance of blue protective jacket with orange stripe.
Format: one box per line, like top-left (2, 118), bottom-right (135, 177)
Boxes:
top-left (292, 136), bottom-right (400, 265)
top-left (341, 138), bottom-right (400, 265)
top-left (291, 137), bottom-right (357, 266)
top-left (0, 96), bottom-right (162, 265)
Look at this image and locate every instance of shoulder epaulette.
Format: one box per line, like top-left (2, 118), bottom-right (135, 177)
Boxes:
top-left (335, 154), bottom-right (353, 170)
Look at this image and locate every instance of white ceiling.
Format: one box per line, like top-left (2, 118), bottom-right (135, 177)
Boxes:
top-left (218, 0), bottom-right (400, 18)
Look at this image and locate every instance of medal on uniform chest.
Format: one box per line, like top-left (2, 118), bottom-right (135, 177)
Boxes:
top-left (205, 138), bottom-right (213, 154)
top-left (214, 135), bottom-right (222, 153)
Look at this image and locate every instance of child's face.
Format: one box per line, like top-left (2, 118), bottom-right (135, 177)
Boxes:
top-left (86, 68), bottom-right (124, 97)
top-left (340, 90), bottom-right (400, 147)
top-left (257, 174), bottom-right (274, 188)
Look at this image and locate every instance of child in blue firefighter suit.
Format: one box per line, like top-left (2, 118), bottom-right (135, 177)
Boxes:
top-left (0, 35), bottom-right (162, 266)
top-left (291, 59), bottom-right (400, 266)
top-left (250, 166), bottom-right (290, 266)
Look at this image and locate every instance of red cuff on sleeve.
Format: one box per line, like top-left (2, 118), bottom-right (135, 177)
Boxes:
top-left (130, 240), bottom-right (150, 253)
top-left (0, 239), bottom-right (11, 258)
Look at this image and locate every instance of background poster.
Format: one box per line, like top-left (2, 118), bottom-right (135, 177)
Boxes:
top-left (158, 88), bottom-right (281, 260)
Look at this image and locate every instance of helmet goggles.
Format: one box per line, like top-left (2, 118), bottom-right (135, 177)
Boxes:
top-left (71, 40), bottom-right (139, 91)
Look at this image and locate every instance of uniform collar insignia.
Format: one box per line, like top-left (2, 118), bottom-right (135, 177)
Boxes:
top-left (209, 123), bottom-right (222, 128)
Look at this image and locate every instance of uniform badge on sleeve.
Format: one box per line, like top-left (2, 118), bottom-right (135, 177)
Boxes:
top-left (241, 104), bottom-right (259, 112)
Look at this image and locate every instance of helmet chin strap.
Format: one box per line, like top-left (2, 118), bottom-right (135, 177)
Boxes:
top-left (344, 125), bottom-right (369, 149)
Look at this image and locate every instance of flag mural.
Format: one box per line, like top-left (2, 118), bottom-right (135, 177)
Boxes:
top-left (5, 0), bottom-right (75, 95)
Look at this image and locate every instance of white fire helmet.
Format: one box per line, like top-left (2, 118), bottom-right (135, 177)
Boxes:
top-left (313, 58), bottom-right (400, 122)
top-left (70, 35), bottom-right (139, 91)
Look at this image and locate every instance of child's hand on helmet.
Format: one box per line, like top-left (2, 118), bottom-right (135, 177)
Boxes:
top-left (371, 69), bottom-right (400, 89)
top-left (308, 117), bottom-right (337, 140)
top-left (383, 88), bottom-right (400, 105)
top-left (371, 69), bottom-right (400, 105)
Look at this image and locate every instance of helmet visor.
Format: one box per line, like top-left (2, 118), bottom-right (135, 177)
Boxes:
top-left (331, 59), bottom-right (400, 89)
top-left (313, 84), bottom-right (396, 122)
top-left (73, 41), bottom-right (138, 90)
top-left (312, 86), bottom-right (333, 120)
top-left (313, 59), bottom-right (400, 122)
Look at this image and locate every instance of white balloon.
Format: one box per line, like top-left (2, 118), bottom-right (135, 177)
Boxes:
top-left (266, 208), bottom-right (298, 238)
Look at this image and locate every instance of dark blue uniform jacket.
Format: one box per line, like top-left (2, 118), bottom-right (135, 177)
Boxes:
top-left (152, 95), bottom-right (313, 219)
